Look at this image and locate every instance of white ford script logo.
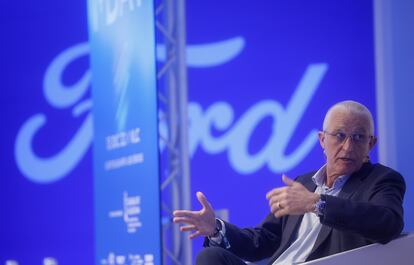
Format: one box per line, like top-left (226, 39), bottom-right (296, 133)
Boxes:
top-left (14, 38), bottom-right (328, 183)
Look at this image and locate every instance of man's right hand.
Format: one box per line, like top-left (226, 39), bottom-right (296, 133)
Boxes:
top-left (173, 191), bottom-right (216, 239)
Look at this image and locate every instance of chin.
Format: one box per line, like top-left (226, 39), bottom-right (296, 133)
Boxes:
top-left (340, 165), bottom-right (362, 176)
top-left (329, 161), bottom-right (362, 177)
top-left (335, 165), bottom-right (357, 176)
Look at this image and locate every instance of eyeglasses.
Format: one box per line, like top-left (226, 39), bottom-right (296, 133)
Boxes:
top-left (323, 131), bottom-right (373, 145)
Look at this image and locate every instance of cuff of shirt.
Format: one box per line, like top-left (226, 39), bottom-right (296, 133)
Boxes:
top-left (208, 219), bottom-right (226, 246)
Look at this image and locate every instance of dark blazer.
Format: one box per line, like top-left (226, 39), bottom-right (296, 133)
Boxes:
top-left (212, 162), bottom-right (406, 264)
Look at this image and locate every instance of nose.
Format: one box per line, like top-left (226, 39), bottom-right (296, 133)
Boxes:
top-left (341, 135), bottom-right (354, 151)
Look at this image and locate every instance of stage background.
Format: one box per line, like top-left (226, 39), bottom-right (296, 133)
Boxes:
top-left (1, 0), bottom-right (412, 264)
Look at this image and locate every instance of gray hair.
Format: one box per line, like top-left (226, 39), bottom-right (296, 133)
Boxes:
top-left (322, 100), bottom-right (375, 135)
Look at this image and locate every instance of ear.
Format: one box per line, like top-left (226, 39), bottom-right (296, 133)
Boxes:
top-left (318, 131), bottom-right (326, 149)
top-left (368, 136), bottom-right (377, 151)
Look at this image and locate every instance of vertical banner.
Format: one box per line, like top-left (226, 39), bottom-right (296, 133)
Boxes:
top-left (87, 1), bottom-right (161, 265)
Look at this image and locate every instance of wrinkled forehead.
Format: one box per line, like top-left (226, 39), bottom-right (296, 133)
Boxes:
top-left (326, 109), bottom-right (372, 133)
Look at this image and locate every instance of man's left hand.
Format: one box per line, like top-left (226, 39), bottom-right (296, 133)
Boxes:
top-left (266, 175), bottom-right (320, 218)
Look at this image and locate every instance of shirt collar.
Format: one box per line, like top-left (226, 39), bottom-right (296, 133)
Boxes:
top-left (311, 164), bottom-right (350, 192)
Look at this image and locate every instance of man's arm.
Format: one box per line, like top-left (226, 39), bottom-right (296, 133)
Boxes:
top-left (320, 168), bottom-right (405, 243)
top-left (218, 213), bottom-right (283, 262)
top-left (173, 191), bottom-right (283, 262)
top-left (266, 166), bottom-right (405, 244)
top-left (173, 191), bottom-right (217, 239)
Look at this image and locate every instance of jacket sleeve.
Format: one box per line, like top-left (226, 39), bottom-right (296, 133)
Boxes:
top-left (203, 213), bottom-right (283, 262)
top-left (320, 167), bottom-right (406, 243)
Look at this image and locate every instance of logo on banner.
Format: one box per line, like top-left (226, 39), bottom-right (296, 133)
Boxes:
top-left (108, 191), bottom-right (142, 233)
top-left (105, 128), bottom-right (144, 171)
top-left (101, 252), bottom-right (154, 265)
top-left (14, 38), bottom-right (328, 183)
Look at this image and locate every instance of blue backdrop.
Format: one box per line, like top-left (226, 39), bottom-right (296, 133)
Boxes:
top-left (3, 1), bottom-right (409, 264)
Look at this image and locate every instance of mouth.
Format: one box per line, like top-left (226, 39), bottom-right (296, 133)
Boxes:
top-left (338, 157), bottom-right (354, 163)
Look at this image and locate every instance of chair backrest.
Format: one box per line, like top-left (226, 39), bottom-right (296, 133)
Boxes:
top-left (247, 233), bottom-right (414, 265)
top-left (302, 232), bottom-right (414, 265)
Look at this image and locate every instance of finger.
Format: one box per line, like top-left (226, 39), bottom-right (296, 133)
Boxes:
top-left (268, 193), bottom-right (285, 206)
top-left (282, 174), bottom-right (295, 186)
top-left (189, 230), bottom-right (202, 239)
top-left (196, 191), bottom-right (213, 211)
top-left (180, 225), bottom-right (196, 232)
top-left (173, 216), bottom-right (195, 225)
top-left (173, 210), bottom-right (199, 218)
top-left (270, 200), bottom-right (284, 214)
top-left (266, 190), bottom-right (273, 200)
top-left (266, 187), bottom-right (287, 199)
top-left (275, 208), bottom-right (289, 218)
top-left (270, 204), bottom-right (278, 214)
top-left (266, 188), bottom-right (280, 199)
top-left (268, 196), bottom-right (278, 207)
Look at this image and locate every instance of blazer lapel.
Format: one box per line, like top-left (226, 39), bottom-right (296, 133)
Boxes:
top-left (308, 222), bottom-right (333, 257)
top-left (284, 175), bottom-right (319, 245)
top-left (281, 174), bottom-right (318, 249)
top-left (268, 175), bottom-right (317, 264)
top-left (308, 162), bottom-right (373, 256)
top-left (337, 162), bottom-right (372, 200)
top-left (268, 214), bottom-right (303, 264)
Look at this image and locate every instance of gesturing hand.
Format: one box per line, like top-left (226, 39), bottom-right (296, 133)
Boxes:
top-left (266, 175), bottom-right (319, 218)
top-left (173, 191), bottom-right (216, 239)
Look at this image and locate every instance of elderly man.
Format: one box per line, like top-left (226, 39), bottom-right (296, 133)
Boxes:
top-left (173, 100), bottom-right (405, 265)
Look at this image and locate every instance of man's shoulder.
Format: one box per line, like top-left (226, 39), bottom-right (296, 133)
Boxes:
top-left (343, 162), bottom-right (406, 190)
top-left (367, 162), bottom-right (405, 182)
top-left (294, 163), bottom-right (405, 184)
top-left (371, 162), bottom-right (400, 174)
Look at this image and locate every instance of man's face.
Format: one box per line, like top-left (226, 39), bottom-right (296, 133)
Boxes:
top-left (318, 109), bottom-right (377, 179)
